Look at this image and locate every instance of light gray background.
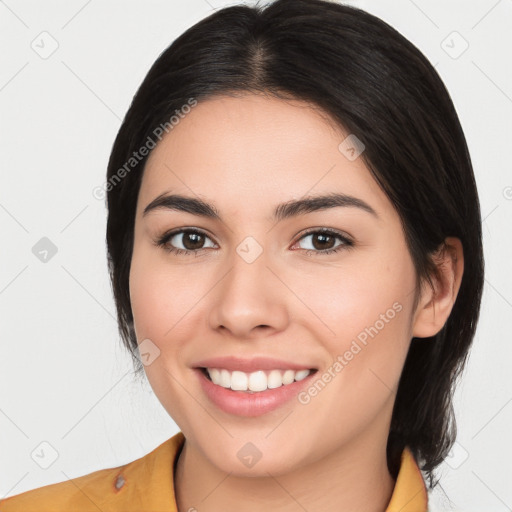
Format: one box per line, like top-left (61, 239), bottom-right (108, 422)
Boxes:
top-left (0, 1), bottom-right (511, 510)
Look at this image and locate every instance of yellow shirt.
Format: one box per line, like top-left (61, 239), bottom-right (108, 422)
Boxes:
top-left (0, 431), bottom-right (428, 511)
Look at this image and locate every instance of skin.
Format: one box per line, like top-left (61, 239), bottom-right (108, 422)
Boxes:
top-left (129, 93), bottom-right (464, 512)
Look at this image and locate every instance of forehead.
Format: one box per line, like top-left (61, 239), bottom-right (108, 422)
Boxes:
top-left (138, 94), bottom-right (392, 221)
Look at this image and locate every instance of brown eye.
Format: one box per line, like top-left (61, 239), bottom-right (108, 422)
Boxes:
top-left (156, 229), bottom-right (216, 255)
top-left (178, 231), bottom-right (206, 250)
top-left (294, 229), bottom-right (354, 255)
top-left (309, 232), bottom-right (336, 250)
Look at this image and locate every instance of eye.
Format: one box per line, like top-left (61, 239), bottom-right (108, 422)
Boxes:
top-left (155, 228), bottom-right (217, 256)
top-left (155, 227), bottom-right (354, 257)
top-left (292, 228), bottom-right (354, 255)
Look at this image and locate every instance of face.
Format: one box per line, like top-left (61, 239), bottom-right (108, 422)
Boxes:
top-left (129, 94), bottom-right (420, 476)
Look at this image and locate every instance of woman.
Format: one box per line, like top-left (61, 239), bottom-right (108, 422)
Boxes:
top-left (0, 0), bottom-right (483, 510)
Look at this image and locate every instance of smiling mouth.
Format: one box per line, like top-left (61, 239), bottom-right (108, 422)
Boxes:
top-left (199, 367), bottom-right (318, 393)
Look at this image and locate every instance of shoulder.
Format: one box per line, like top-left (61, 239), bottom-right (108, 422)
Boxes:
top-left (0, 463), bottom-right (124, 512)
top-left (0, 432), bottom-right (185, 512)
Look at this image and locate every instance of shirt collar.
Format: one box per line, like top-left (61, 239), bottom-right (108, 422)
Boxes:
top-left (385, 445), bottom-right (429, 511)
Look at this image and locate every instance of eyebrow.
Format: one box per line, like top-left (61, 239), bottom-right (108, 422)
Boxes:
top-left (142, 192), bottom-right (379, 221)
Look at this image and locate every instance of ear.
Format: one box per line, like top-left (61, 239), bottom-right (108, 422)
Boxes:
top-left (412, 237), bottom-right (464, 338)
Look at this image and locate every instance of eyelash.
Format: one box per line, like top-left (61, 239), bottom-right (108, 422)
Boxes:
top-left (154, 227), bottom-right (354, 257)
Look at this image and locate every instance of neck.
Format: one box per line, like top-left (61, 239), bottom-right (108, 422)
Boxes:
top-left (174, 427), bottom-right (395, 512)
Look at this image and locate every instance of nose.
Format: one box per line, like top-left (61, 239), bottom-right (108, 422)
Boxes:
top-left (208, 243), bottom-right (289, 340)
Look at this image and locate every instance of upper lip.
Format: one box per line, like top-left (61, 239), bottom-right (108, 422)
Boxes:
top-left (193, 356), bottom-right (316, 373)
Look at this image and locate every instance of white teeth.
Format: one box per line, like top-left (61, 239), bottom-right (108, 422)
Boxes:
top-left (294, 369), bottom-right (310, 381)
top-left (231, 371), bottom-right (248, 391)
top-left (208, 368), bottom-right (220, 383)
top-left (205, 367), bottom-right (313, 392)
top-left (248, 370), bottom-right (267, 392)
top-left (267, 369), bottom-right (283, 389)
top-left (282, 369), bottom-right (295, 385)
top-left (219, 369), bottom-right (231, 388)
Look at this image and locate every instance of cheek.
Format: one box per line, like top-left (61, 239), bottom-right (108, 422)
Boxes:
top-left (291, 247), bottom-right (416, 403)
top-left (290, 248), bottom-right (415, 347)
top-left (129, 246), bottom-right (203, 343)
top-left (128, 247), bottom-right (198, 425)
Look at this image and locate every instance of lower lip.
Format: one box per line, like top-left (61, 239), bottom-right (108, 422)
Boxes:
top-left (195, 368), bottom-right (316, 417)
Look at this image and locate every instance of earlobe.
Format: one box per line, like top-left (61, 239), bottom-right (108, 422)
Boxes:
top-left (412, 237), bottom-right (464, 339)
